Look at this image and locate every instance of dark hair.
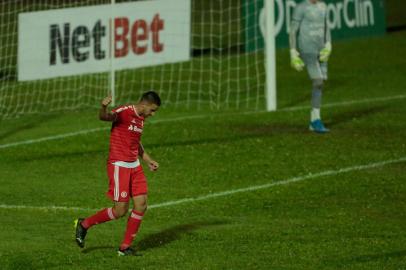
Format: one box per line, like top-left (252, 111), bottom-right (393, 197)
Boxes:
top-left (140, 91), bottom-right (161, 106)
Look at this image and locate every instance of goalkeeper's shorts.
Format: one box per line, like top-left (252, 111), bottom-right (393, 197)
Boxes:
top-left (301, 53), bottom-right (328, 80)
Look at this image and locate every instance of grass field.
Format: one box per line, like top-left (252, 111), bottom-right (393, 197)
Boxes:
top-left (0, 31), bottom-right (406, 269)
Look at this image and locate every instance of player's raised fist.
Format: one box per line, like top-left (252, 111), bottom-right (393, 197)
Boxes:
top-left (101, 96), bottom-right (112, 107)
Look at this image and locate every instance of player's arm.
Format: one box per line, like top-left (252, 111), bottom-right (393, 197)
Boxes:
top-left (320, 16), bottom-right (332, 62)
top-left (99, 95), bottom-right (117, 122)
top-left (139, 143), bottom-right (159, 171)
top-left (325, 19), bottom-right (332, 45)
top-left (289, 7), bottom-right (305, 71)
top-left (289, 20), bottom-right (300, 52)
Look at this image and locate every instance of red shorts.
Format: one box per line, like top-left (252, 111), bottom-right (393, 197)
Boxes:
top-left (106, 162), bottom-right (148, 202)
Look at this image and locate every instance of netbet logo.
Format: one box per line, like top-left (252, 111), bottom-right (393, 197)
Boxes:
top-left (49, 14), bottom-right (164, 65)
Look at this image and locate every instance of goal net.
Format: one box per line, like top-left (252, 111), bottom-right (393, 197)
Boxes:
top-left (0, 0), bottom-right (269, 120)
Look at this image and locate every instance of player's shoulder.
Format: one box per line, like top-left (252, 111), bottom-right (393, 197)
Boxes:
top-left (113, 104), bottom-right (133, 113)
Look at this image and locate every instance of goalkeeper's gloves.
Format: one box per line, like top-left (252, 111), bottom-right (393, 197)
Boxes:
top-left (319, 42), bottom-right (332, 62)
top-left (290, 49), bottom-right (305, 72)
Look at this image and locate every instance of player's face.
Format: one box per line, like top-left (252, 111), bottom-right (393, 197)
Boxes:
top-left (142, 103), bottom-right (159, 118)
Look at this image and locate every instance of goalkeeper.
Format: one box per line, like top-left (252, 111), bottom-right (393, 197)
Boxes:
top-left (289, 0), bottom-right (332, 133)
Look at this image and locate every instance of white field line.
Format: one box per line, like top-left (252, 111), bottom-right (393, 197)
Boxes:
top-left (0, 94), bottom-right (406, 150)
top-left (278, 94), bottom-right (406, 112)
top-left (0, 127), bottom-right (109, 149)
top-left (0, 156), bottom-right (405, 212)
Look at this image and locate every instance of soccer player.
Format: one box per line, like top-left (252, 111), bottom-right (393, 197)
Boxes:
top-left (289, 0), bottom-right (332, 133)
top-left (75, 91), bottom-right (161, 256)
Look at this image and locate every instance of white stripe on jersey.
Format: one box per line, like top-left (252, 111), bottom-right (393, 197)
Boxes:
top-left (114, 165), bottom-right (120, 201)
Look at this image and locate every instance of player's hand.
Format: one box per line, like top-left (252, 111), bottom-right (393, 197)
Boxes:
top-left (290, 49), bottom-right (305, 71)
top-left (147, 160), bottom-right (159, 171)
top-left (319, 42), bottom-right (332, 62)
top-left (101, 95), bottom-right (112, 107)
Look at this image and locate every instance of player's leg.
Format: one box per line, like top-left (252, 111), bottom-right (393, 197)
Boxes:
top-left (118, 166), bottom-right (148, 256)
top-left (75, 163), bottom-right (131, 248)
top-left (320, 61), bottom-right (328, 81)
top-left (302, 53), bottom-right (329, 133)
top-left (118, 194), bottom-right (147, 255)
top-left (311, 78), bottom-right (323, 121)
top-left (80, 202), bottom-right (127, 229)
top-left (311, 61), bottom-right (329, 131)
top-left (75, 202), bottom-right (128, 248)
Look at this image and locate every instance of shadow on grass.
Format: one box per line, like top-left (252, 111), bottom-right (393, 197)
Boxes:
top-left (337, 250), bottom-right (406, 266)
top-left (327, 105), bottom-right (390, 128)
top-left (137, 220), bottom-right (228, 251)
top-left (230, 122), bottom-right (306, 136)
top-left (81, 220), bottom-right (228, 254)
top-left (281, 92), bottom-right (312, 109)
top-left (4, 148), bottom-right (107, 162)
top-left (142, 121), bottom-right (306, 150)
top-left (6, 123), bottom-right (306, 162)
top-left (0, 114), bottom-right (59, 141)
top-left (81, 245), bottom-right (115, 254)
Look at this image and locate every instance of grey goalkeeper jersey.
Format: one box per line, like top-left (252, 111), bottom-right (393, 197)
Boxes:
top-left (290, 0), bottom-right (331, 54)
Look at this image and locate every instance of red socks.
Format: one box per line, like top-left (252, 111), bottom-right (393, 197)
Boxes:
top-left (81, 208), bottom-right (145, 250)
top-left (119, 210), bottom-right (144, 250)
top-left (81, 207), bottom-right (117, 229)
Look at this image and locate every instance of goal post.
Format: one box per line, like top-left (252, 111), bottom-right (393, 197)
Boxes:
top-left (264, 0), bottom-right (277, 111)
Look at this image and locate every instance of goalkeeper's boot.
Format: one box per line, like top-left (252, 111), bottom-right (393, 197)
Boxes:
top-left (74, 218), bottom-right (87, 248)
top-left (309, 119), bottom-right (330, 134)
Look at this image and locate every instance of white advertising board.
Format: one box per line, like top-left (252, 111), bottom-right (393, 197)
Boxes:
top-left (18, 0), bottom-right (191, 81)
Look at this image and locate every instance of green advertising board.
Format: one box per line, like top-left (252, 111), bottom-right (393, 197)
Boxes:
top-left (244, 0), bottom-right (387, 52)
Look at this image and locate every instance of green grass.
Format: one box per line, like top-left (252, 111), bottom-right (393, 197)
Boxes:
top-left (0, 32), bottom-right (406, 269)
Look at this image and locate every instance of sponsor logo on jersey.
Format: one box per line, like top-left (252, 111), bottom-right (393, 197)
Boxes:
top-left (128, 124), bottom-right (143, 133)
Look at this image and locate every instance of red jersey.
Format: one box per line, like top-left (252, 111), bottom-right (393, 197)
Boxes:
top-left (108, 105), bottom-right (144, 162)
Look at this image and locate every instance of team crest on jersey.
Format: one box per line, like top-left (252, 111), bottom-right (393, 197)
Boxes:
top-left (121, 191), bottom-right (128, 198)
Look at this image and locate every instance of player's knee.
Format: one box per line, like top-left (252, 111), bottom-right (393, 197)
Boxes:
top-left (113, 204), bottom-right (129, 218)
top-left (312, 79), bottom-right (324, 90)
top-left (133, 201), bottom-right (147, 213)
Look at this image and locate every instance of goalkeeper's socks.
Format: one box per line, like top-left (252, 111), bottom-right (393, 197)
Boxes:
top-left (82, 207), bottom-right (117, 229)
top-left (311, 108), bottom-right (321, 122)
top-left (119, 210), bottom-right (144, 250)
